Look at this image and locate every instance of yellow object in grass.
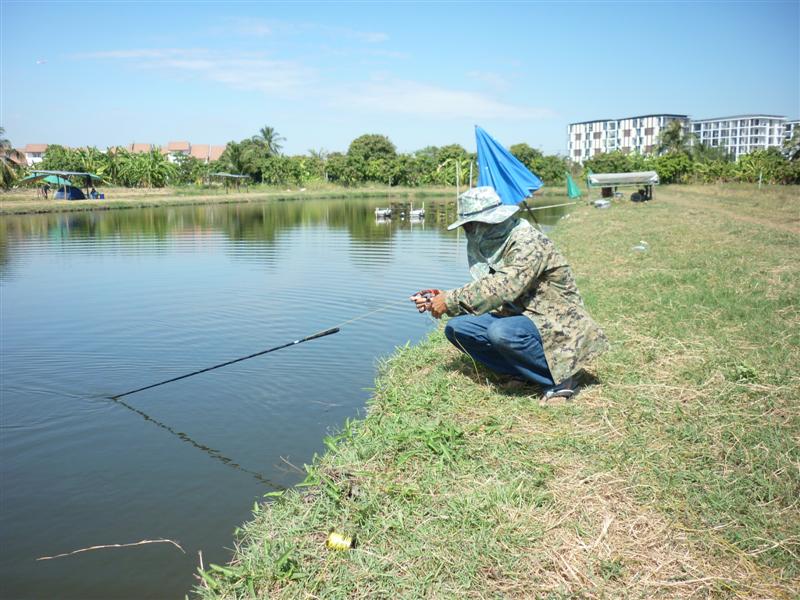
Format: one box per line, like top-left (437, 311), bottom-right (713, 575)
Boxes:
top-left (326, 531), bottom-right (353, 550)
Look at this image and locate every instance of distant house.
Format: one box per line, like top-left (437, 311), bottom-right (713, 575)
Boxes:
top-left (23, 143), bottom-right (49, 166)
top-left (124, 141), bottom-right (227, 163)
top-left (189, 144), bottom-right (227, 163)
top-left (165, 141), bottom-right (191, 162)
top-left (209, 145), bottom-right (226, 162)
top-left (129, 143), bottom-right (153, 154)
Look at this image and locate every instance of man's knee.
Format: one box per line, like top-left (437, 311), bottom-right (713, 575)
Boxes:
top-left (487, 318), bottom-right (540, 352)
top-left (486, 320), bottom-right (513, 350)
top-left (444, 315), bottom-right (485, 345)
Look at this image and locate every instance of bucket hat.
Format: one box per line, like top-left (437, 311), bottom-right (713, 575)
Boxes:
top-left (447, 186), bottom-right (519, 231)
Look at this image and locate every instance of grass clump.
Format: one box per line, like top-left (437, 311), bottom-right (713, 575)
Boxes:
top-left (197, 184), bottom-right (798, 598)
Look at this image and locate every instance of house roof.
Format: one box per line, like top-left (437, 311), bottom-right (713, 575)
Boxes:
top-left (189, 143), bottom-right (210, 160)
top-left (692, 114), bottom-right (786, 123)
top-left (24, 143), bottom-right (49, 153)
top-left (167, 140), bottom-right (191, 152)
top-left (209, 145), bottom-right (226, 161)
top-left (129, 143), bottom-right (152, 153)
top-left (569, 114), bottom-right (688, 126)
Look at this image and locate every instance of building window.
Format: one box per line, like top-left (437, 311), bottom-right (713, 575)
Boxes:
top-left (623, 129), bottom-right (631, 137)
top-left (645, 127), bottom-right (654, 136)
top-left (575, 134), bottom-right (581, 141)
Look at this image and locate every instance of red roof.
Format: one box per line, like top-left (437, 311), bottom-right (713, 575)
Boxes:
top-left (167, 141), bottom-right (191, 152)
top-left (24, 143), bottom-right (48, 153)
top-left (209, 145), bottom-right (226, 161)
top-left (129, 143), bottom-right (152, 153)
top-left (189, 143), bottom-right (210, 160)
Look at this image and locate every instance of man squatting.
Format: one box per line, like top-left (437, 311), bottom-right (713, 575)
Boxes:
top-left (411, 187), bottom-right (608, 400)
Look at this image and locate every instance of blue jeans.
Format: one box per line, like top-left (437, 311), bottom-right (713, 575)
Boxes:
top-left (444, 313), bottom-right (556, 389)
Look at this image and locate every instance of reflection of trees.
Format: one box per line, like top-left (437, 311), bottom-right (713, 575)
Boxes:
top-left (0, 199), bottom-right (572, 277)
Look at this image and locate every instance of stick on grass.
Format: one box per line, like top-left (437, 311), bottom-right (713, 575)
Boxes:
top-left (37, 538), bottom-right (185, 561)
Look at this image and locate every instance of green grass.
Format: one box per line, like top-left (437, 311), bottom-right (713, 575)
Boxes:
top-left (0, 183), bottom-right (574, 215)
top-left (196, 184), bottom-right (798, 598)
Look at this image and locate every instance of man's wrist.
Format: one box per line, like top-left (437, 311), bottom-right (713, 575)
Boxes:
top-left (443, 290), bottom-right (459, 315)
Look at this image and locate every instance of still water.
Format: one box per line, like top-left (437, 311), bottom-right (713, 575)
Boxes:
top-left (0, 196), bottom-right (568, 599)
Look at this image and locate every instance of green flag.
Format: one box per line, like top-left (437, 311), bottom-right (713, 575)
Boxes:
top-left (566, 171), bottom-right (582, 199)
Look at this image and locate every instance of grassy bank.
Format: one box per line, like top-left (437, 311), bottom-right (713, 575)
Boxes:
top-left (196, 184), bottom-right (798, 597)
top-left (0, 184), bottom-right (576, 215)
top-left (0, 185), bottom-right (444, 215)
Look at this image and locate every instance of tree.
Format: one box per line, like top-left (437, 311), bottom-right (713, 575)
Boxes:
top-left (509, 143), bottom-right (543, 168)
top-left (173, 154), bottom-right (209, 185)
top-left (649, 152), bottom-right (692, 184)
top-left (735, 148), bottom-right (786, 184)
top-left (657, 120), bottom-right (692, 155)
top-left (75, 146), bottom-right (108, 176)
top-left (347, 134), bottom-right (396, 164)
top-left (0, 127), bottom-right (25, 189)
top-left (117, 148), bottom-right (176, 187)
top-left (251, 126), bottom-right (285, 156)
top-left (583, 150), bottom-right (635, 174)
top-left (218, 142), bottom-right (250, 175)
top-left (692, 141), bottom-right (733, 164)
top-left (782, 128), bottom-right (800, 162)
top-left (39, 145), bottom-right (82, 172)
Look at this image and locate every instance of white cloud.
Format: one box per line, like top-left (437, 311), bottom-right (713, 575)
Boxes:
top-left (466, 70), bottom-right (511, 91)
top-left (215, 17), bottom-right (387, 43)
top-left (73, 49), bottom-right (553, 120)
top-left (332, 79), bottom-right (554, 120)
top-left (75, 48), bottom-right (315, 97)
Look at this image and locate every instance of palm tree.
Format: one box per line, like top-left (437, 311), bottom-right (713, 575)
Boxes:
top-left (0, 127), bottom-right (26, 189)
top-left (251, 126), bottom-right (285, 156)
top-left (657, 121), bottom-right (693, 155)
top-left (307, 148), bottom-right (328, 161)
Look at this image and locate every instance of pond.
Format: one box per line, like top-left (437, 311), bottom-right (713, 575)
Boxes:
top-left (0, 195), bottom-right (570, 599)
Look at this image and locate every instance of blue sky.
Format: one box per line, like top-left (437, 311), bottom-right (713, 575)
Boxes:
top-left (2, 1), bottom-right (798, 155)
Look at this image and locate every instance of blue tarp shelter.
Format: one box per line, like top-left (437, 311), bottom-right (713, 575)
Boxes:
top-left (476, 126), bottom-right (543, 206)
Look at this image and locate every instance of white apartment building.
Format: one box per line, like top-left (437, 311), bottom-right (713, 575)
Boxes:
top-left (785, 119), bottom-right (800, 142)
top-left (691, 115), bottom-right (786, 160)
top-left (567, 114), bottom-right (689, 163)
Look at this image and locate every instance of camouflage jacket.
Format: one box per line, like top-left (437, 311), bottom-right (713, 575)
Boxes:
top-left (443, 224), bottom-right (608, 383)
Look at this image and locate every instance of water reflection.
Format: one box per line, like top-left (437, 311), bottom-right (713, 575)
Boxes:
top-left (1, 196), bottom-right (570, 278)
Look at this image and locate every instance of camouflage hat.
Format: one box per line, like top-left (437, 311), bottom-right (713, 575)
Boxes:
top-left (447, 186), bottom-right (519, 231)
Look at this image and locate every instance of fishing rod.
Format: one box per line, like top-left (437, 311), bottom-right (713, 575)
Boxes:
top-left (110, 298), bottom-right (413, 400)
top-left (111, 327), bottom-right (340, 400)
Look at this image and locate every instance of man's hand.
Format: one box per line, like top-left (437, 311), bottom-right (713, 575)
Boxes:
top-left (430, 292), bottom-right (447, 319)
top-left (410, 289), bottom-right (441, 314)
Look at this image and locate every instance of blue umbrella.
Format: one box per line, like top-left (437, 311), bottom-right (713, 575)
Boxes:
top-left (475, 125), bottom-right (543, 206)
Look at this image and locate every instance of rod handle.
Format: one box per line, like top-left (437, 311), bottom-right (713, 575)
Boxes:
top-left (302, 327), bottom-right (340, 342)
